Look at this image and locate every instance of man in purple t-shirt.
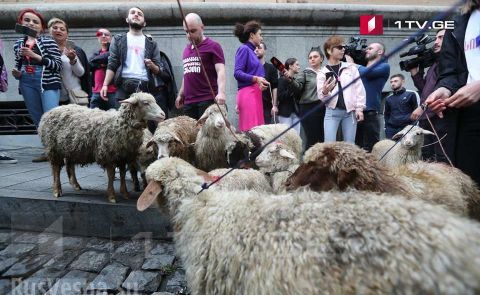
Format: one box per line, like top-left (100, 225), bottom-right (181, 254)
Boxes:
top-left (175, 13), bottom-right (226, 120)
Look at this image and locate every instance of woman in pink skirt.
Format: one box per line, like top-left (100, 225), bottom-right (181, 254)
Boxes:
top-left (233, 20), bottom-right (270, 131)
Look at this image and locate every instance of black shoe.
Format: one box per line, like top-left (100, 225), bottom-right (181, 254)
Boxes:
top-left (32, 154), bottom-right (48, 163)
top-left (0, 155), bottom-right (18, 164)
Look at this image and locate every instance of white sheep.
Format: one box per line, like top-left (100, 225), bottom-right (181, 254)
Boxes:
top-left (149, 116), bottom-right (198, 162)
top-left (371, 125), bottom-right (434, 168)
top-left (195, 104), bottom-right (232, 171)
top-left (38, 92), bottom-right (165, 203)
top-left (138, 156), bottom-right (480, 295)
top-left (287, 142), bottom-right (480, 220)
top-left (255, 142), bottom-right (299, 193)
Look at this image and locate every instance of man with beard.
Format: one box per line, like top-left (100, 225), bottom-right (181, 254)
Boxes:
top-left (355, 42), bottom-right (390, 151)
top-left (384, 74), bottom-right (418, 139)
top-left (175, 13), bottom-right (226, 120)
top-left (409, 29), bottom-right (449, 162)
top-left (101, 7), bottom-right (171, 108)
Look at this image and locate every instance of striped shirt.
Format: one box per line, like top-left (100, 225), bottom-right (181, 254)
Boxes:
top-left (14, 35), bottom-right (62, 91)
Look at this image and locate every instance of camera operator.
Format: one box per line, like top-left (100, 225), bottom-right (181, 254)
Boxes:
top-left (408, 29), bottom-right (448, 162)
top-left (426, 0), bottom-right (480, 185)
top-left (354, 42), bottom-right (390, 152)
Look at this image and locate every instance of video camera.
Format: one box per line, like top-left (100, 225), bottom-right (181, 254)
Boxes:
top-left (399, 33), bottom-right (436, 71)
top-left (343, 37), bottom-right (367, 66)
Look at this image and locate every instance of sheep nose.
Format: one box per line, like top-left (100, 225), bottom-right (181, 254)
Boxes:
top-left (158, 154), bottom-right (165, 160)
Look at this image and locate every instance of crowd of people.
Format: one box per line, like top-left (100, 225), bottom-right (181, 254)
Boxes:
top-left (1, 2), bottom-right (479, 187)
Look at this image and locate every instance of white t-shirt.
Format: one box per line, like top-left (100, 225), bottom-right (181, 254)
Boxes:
top-left (60, 53), bottom-right (85, 101)
top-left (464, 9), bottom-right (480, 84)
top-left (122, 33), bottom-right (148, 81)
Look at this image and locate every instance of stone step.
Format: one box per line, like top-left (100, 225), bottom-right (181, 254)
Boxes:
top-left (0, 147), bottom-right (171, 239)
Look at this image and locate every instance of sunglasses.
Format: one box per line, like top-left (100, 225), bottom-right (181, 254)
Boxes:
top-left (333, 45), bottom-right (346, 50)
top-left (96, 31), bottom-right (111, 37)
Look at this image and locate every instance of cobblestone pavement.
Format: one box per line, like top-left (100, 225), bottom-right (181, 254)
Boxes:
top-left (0, 229), bottom-right (188, 295)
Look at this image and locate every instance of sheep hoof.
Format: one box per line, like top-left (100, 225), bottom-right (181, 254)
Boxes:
top-left (122, 192), bottom-right (130, 200)
top-left (108, 196), bottom-right (116, 203)
top-left (53, 191), bottom-right (62, 198)
top-left (73, 185), bottom-right (82, 191)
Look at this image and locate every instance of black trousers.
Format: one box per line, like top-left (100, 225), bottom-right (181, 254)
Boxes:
top-left (455, 102), bottom-right (480, 186)
top-left (183, 100), bottom-right (215, 120)
top-left (419, 116), bottom-right (450, 163)
top-left (355, 111), bottom-right (380, 152)
top-left (299, 102), bottom-right (326, 150)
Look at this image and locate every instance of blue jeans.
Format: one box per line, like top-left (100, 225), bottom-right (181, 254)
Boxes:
top-left (324, 108), bottom-right (357, 143)
top-left (19, 65), bottom-right (59, 127)
top-left (90, 92), bottom-right (118, 111)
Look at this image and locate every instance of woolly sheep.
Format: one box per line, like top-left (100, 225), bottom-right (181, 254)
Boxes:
top-left (138, 157), bottom-right (480, 294)
top-left (134, 128), bottom-right (156, 189)
top-left (255, 142), bottom-right (299, 193)
top-left (195, 104), bottom-right (232, 171)
top-left (371, 125), bottom-right (434, 168)
top-left (286, 142), bottom-right (480, 220)
top-left (148, 116), bottom-right (198, 162)
top-left (38, 92), bottom-right (165, 203)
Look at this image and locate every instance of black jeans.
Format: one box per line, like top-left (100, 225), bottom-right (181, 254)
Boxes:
top-left (184, 100), bottom-right (214, 120)
top-left (355, 111), bottom-right (380, 152)
top-left (419, 116), bottom-right (450, 163)
top-left (299, 102), bottom-right (326, 150)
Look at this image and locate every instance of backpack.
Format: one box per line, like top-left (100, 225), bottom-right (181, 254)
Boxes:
top-left (0, 53), bottom-right (7, 92)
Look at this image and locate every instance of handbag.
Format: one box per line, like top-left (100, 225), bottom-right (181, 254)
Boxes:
top-left (68, 88), bottom-right (89, 106)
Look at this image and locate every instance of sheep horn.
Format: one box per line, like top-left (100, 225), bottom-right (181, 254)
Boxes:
top-left (137, 181), bottom-right (162, 211)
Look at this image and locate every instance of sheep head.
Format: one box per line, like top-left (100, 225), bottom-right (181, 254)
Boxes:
top-left (197, 104), bottom-right (230, 130)
top-left (392, 125), bottom-right (434, 150)
top-left (255, 142), bottom-right (299, 172)
top-left (122, 92), bottom-right (165, 122)
top-left (285, 142), bottom-right (404, 194)
top-left (137, 157), bottom-right (215, 213)
top-left (148, 132), bottom-right (185, 159)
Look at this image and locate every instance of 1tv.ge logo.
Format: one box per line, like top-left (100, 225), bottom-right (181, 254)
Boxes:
top-left (360, 15), bottom-right (454, 35)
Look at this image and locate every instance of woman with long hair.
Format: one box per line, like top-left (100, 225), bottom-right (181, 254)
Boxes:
top-left (12, 9), bottom-right (62, 162)
top-left (233, 20), bottom-right (269, 131)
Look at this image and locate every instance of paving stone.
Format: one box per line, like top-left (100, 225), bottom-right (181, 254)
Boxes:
top-left (0, 257), bottom-right (19, 273)
top-left (151, 292), bottom-right (174, 295)
top-left (85, 238), bottom-right (116, 253)
top-left (165, 270), bottom-right (187, 293)
top-left (3, 254), bottom-right (51, 277)
top-left (114, 240), bottom-right (149, 255)
top-left (86, 262), bottom-right (129, 291)
top-left (45, 270), bottom-right (95, 295)
top-left (142, 255), bottom-right (175, 271)
top-left (8, 270), bottom-right (61, 295)
top-left (52, 237), bottom-right (86, 250)
top-left (122, 270), bottom-right (161, 293)
top-left (14, 232), bottom-right (57, 245)
top-left (43, 250), bottom-right (79, 270)
top-left (113, 252), bottom-right (145, 270)
top-left (69, 251), bottom-right (108, 272)
top-left (0, 243), bottom-right (36, 257)
top-left (150, 243), bottom-right (175, 256)
top-left (0, 279), bottom-right (12, 295)
top-left (0, 232), bottom-right (15, 244)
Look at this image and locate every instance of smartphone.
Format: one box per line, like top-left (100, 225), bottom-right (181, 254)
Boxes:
top-left (14, 23), bottom-right (37, 38)
top-left (270, 57), bottom-right (286, 73)
top-left (325, 71), bottom-right (336, 82)
top-left (66, 40), bottom-right (75, 49)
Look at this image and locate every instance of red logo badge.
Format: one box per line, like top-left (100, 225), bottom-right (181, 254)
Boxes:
top-left (360, 15), bottom-right (383, 35)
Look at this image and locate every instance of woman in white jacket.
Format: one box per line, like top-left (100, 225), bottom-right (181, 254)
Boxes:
top-left (318, 36), bottom-right (366, 143)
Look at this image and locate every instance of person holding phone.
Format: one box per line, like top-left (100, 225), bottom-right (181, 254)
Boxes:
top-left (277, 58), bottom-right (301, 134)
top-left (12, 9), bottom-right (62, 162)
top-left (318, 36), bottom-right (366, 144)
top-left (48, 18), bottom-right (91, 105)
top-left (287, 47), bottom-right (325, 149)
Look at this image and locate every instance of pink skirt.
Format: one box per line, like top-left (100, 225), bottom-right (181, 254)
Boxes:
top-left (237, 84), bottom-right (264, 131)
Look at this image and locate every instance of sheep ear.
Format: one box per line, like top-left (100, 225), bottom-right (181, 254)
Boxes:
top-left (172, 134), bottom-right (184, 145)
top-left (137, 181), bottom-right (162, 211)
top-left (392, 131), bottom-right (405, 140)
top-left (121, 95), bottom-right (139, 105)
top-left (421, 129), bottom-right (435, 136)
top-left (195, 169), bottom-right (215, 182)
top-left (196, 117), bottom-right (207, 127)
top-left (146, 139), bottom-right (156, 149)
top-left (279, 148), bottom-right (296, 160)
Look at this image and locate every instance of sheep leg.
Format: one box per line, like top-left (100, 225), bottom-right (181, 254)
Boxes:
top-left (141, 172), bottom-right (148, 189)
top-left (66, 161), bottom-right (82, 190)
top-left (129, 163), bottom-right (141, 192)
top-left (51, 162), bottom-right (62, 198)
top-left (106, 165), bottom-right (116, 203)
top-left (119, 164), bottom-right (130, 199)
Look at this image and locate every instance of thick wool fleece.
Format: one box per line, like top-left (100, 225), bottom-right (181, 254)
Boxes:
top-left (153, 116), bottom-right (198, 162)
top-left (249, 123), bottom-right (303, 158)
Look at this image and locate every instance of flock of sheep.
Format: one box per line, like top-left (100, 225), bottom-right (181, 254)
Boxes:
top-left (39, 92), bottom-right (480, 294)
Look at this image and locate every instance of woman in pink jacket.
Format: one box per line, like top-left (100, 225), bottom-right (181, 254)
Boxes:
top-left (317, 36), bottom-right (366, 143)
